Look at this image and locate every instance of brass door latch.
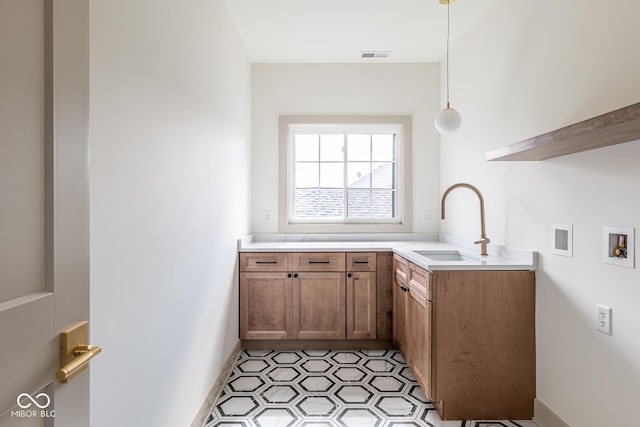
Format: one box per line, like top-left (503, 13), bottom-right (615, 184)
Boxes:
top-left (56, 321), bottom-right (102, 383)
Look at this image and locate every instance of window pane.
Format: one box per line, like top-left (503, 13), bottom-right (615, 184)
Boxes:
top-left (372, 134), bottom-right (395, 161)
top-left (347, 134), bottom-right (370, 161)
top-left (320, 134), bottom-right (344, 161)
top-left (295, 162), bottom-right (319, 188)
top-left (370, 190), bottom-right (395, 218)
top-left (347, 189), bottom-right (371, 218)
top-left (371, 162), bottom-right (394, 189)
top-left (318, 189), bottom-right (344, 217)
top-left (295, 134), bottom-right (319, 161)
top-left (294, 189), bottom-right (344, 219)
top-left (320, 163), bottom-right (343, 188)
top-left (295, 188), bottom-right (319, 218)
top-left (347, 162), bottom-right (371, 188)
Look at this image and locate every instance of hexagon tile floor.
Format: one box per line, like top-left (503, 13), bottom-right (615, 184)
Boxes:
top-left (204, 350), bottom-right (537, 427)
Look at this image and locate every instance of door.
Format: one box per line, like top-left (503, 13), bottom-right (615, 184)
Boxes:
top-left (293, 272), bottom-right (346, 339)
top-left (0, 0), bottom-right (90, 426)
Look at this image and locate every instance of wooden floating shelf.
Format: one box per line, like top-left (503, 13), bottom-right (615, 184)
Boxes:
top-left (486, 102), bottom-right (640, 161)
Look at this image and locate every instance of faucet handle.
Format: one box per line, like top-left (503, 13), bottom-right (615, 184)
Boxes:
top-left (474, 237), bottom-right (490, 245)
top-left (474, 237), bottom-right (490, 257)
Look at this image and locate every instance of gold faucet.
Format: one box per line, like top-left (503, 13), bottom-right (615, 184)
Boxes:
top-left (441, 183), bottom-right (491, 256)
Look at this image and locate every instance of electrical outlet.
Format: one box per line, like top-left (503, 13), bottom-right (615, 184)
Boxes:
top-left (597, 304), bottom-right (612, 335)
top-left (422, 210), bottom-right (431, 223)
top-left (263, 210), bottom-right (272, 223)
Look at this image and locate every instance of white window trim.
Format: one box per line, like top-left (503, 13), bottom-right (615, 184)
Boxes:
top-left (279, 115), bottom-right (413, 233)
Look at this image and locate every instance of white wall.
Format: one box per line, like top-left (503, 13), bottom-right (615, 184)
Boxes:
top-left (251, 63), bottom-right (441, 233)
top-left (440, 1), bottom-right (640, 426)
top-left (89, 1), bottom-right (250, 426)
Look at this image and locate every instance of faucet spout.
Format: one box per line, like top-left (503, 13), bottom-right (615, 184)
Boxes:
top-left (441, 183), bottom-right (490, 256)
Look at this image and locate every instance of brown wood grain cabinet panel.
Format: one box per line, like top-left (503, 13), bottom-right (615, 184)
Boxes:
top-left (293, 252), bottom-right (345, 271)
top-left (240, 272), bottom-right (292, 340)
top-left (240, 253), bottom-right (291, 272)
top-left (243, 339), bottom-right (395, 351)
top-left (393, 254), bottom-right (409, 282)
top-left (347, 252), bottom-right (377, 271)
top-left (392, 273), bottom-right (409, 356)
top-left (431, 270), bottom-right (535, 420)
top-left (486, 102), bottom-right (640, 161)
top-left (408, 262), bottom-right (431, 300)
top-left (409, 286), bottom-right (432, 400)
top-left (293, 272), bottom-right (346, 339)
top-left (347, 271), bottom-right (377, 339)
top-left (375, 252), bottom-right (393, 340)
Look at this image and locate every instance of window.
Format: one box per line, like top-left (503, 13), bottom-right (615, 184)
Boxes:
top-left (280, 116), bottom-right (412, 232)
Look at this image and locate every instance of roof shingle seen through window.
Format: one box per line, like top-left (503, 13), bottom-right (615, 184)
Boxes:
top-left (295, 163), bottom-right (395, 219)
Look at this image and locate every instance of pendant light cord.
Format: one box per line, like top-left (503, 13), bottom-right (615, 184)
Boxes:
top-left (446, 0), bottom-right (450, 108)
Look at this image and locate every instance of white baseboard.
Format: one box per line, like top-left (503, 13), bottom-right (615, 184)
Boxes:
top-left (190, 340), bottom-right (242, 427)
top-left (533, 398), bottom-right (570, 427)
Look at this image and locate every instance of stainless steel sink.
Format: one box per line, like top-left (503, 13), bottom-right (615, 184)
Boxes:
top-left (413, 250), bottom-right (481, 262)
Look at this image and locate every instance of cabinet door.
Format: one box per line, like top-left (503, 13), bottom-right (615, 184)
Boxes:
top-left (409, 287), bottom-right (432, 399)
top-left (240, 273), bottom-right (292, 340)
top-left (392, 275), bottom-right (409, 355)
top-left (347, 271), bottom-right (377, 339)
top-left (293, 272), bottom-right (346, 339)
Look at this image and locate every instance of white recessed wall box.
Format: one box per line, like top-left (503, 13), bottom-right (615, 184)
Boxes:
top-left (603, 226), bottom-right (635, 268)
top-left (551, 224), bottom-right (573, 257)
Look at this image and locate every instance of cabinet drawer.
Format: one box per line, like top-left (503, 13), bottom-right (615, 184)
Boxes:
top-left (347, 252), bottom-right (377, 271)
top-left (393, 254), bottom-right (409, 282)
top-left (293, 252), bottom-right (346, 271)
top-left (409, 263), bottom-right (431, 300)
top-left (240, 253), bottom-right (291, 272)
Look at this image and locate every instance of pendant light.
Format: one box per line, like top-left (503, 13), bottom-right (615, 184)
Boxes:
top-left (434, 0), bottom-right (462, 134)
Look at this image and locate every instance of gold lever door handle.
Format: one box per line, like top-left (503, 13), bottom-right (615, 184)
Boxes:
top-left (56, 321), bottom-right (102, 383)
top-left (56, 345), bottom-right (102, 383)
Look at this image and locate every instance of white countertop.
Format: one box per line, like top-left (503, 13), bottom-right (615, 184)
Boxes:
top-left (238, 234), bottom-right (537, 271)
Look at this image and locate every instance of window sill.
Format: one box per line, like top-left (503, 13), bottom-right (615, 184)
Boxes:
top-left (278, 221), bottom-right (412, 234)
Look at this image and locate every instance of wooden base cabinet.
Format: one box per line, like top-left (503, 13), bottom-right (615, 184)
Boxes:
top-left (240, 253), bottom-right (294, 340)
top-left (430, 270), bottom-right (535, 421)
top-left (240, 252), bottom-right (391, 345)
top-left (347, 252), bottom-right (377, 339)
top-left (393, 254), bottom-right (535, 421)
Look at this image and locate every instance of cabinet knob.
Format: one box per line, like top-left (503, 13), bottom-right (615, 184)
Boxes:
top-left (287, 273), bottom-right (292, 278)
top-left (347, 273), bottom-right (352, 278)
top-left (293, 273), bottom-right (298, 278)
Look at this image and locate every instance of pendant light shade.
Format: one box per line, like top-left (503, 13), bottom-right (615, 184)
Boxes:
top-left (435, 0), bottom-right (461, 135)
top-left (434, 103), bottom-right (462, 134)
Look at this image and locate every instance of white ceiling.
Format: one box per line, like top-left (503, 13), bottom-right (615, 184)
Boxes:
top-left (224, 0), bottom-right (496, 63)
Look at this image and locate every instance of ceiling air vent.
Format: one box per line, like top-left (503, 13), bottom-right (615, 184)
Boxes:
top-left (360, 51), bottom-right (391, 59)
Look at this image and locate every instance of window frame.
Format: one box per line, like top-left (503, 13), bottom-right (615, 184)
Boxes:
top-left (279, 115), bottom-right (413, 233)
